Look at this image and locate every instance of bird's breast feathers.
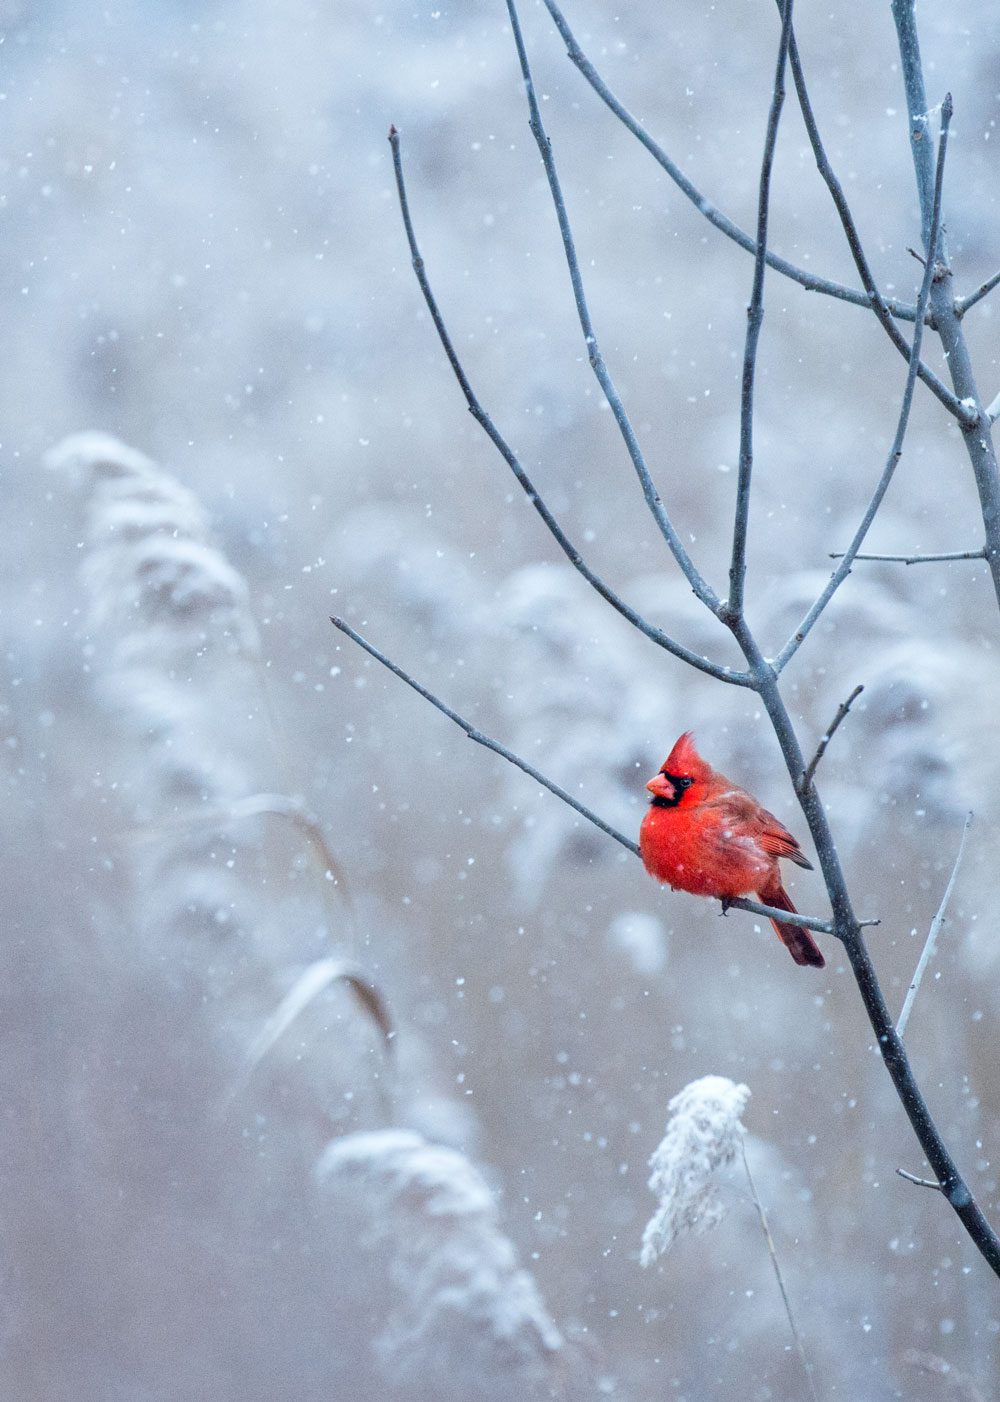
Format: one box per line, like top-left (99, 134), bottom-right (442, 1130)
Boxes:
top-left (639, 802), bottom-right (773, 897)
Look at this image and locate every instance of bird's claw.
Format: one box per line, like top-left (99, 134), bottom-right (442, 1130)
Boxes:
top-left (719, 898), bottom-right (732, 917)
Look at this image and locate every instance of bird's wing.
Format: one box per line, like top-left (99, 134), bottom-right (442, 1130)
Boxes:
top-left (704, 788), bottom-right (814, 869)
top-left (756, 811), bottom-right (814, 869)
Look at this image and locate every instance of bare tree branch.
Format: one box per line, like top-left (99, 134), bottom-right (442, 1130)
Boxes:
top-left (782, 15), bottom-right (969, 425)
top-left (829, 549), bottom-right (986, 565)
top-left (897, 812), bottom-right (973, 1040)
top-left (504, 0), bottom-right (721, 613)
top-left (891, 0), bottom-right (1000, 613)
top-left (896, 1167), bottom-right (943, 1191)
top-left (738, 626), bottom-right (1000, 1275)
top-left (377, 12), bottom-right (1000, 1281)
top-left (330, 616), bottom-right (838, 937)
top-left (332, 615), bottom-right (639, 859)
top-left (334, 599), bottom-right (995, 1266)
top-left (541, 0), bottom-right (975, 431)
top-left (387, 127), bottom-right (747, 686)
top-left (773, 96), bottom-right (952, 674)
top-left (956, 267), bottom-right (1000, 318)
top-left (727, 0), bottom-right (795, 621)
top-left (798, 685), bottom-right (864, 794)
top-left (539, 0), bottom-right (922, 321)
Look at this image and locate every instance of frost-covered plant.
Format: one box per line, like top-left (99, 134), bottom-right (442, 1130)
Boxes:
top-left (50, 430), bottom-right (259, 667)
top-left (48, 431), bottom-right (263, 948)
top-left (317, 1129), bottom-right (565, 1399)
top-left (640, 1075), bottom-right (750, 1265)
top-left (49, 431), bottom-right (390, 1122)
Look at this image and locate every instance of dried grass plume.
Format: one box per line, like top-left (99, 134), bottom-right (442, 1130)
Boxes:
top-left (318, 1129), bottom-right (564, 1396)
top-left (641, 1074), bottom-right (751, 1265)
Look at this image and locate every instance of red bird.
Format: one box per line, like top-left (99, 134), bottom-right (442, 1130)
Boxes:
top-left (639, 732), bottom-right (824, 969)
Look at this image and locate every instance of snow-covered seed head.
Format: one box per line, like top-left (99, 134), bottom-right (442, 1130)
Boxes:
top-left (640, 1075), bottom-right (750, 1265)
top-left (318, 1129), bottom-right (563, 1385)
top-left (45, 429), bottom-right (161, 488)
top-left (49, 430), bottom-right (259, 660)
top-left (52, 432), bottom-right (265, 947)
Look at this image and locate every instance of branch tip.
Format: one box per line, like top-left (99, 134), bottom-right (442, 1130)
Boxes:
top-left (897, 812), bottom-right (972, 1038)
top-left (799, 684), bottom-right (864, 792)
top-left (829, 548), bottom-right (987, 565)
top-left (775, 97), bottom-right (953, 673)
top-left (727, 0), bottom-right (794, 619)
top-left (896, 1167), bottom-right (943, 1192)
top-left (956, 267), bottom-right (1000, 318)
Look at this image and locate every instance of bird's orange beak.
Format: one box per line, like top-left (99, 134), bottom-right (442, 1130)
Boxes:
top-left (645, 772), bottom-right (674, 799)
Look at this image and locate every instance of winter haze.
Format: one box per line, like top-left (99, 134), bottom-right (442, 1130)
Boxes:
top-left (4, 1), bottom-right (1000, 1398)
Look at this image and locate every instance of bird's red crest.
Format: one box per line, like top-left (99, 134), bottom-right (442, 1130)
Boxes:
top-left (662, 730), bottom-right (711, 781)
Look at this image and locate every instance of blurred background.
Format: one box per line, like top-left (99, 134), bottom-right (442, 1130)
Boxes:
top-left (4, 0), bottom-right (1000, 1397)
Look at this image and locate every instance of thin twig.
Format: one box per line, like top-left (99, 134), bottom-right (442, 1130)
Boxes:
top-left (740, 1139), bottom-right (820, 1402)
top-left (903, 1349), bottom-right (988, 1402)
top-left (727, 0), bottom-right (794, 621)
top-left (891, 3), bottom-right (1000, 617)
top-left (985, 390), bottom-right (1000, 424)
top-left (504, 0), bottom-right (721, 613)
top-left (387, 127), bottom-right (747, 686)
top-left (829, 549), bottom-right (986, 565)
top-left (774, 96), bottom-right (953, 674)
top-left (798, 685), bottom-right (863, 793)
top-left (955, 266), bottom-right (1000, 318)
top-left (330, 616), bottom-right (838, 936)
top-left (782, 18), bottom-right (968, 424)
top-left (539, 0), bottom-right (921, 321)
top-left (332, 614), bottom-right (638, 857)
top-left (896, 1167), bottom-right (943, 1191)
top-left (897, 812), bottom-right (972, 1039)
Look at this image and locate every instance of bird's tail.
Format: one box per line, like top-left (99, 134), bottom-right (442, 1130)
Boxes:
top-left (757, 882), bottom-right (825, 969)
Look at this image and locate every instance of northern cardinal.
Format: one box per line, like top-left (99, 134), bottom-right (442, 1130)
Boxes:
top-left (639, 731), bottom-right (824, 969)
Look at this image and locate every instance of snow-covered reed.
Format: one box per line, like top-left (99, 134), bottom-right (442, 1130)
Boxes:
top-left (641, 1074), bottom-right (751, 1264)
top-left (51, 430), bottom-right (259, 666)
top-left (49, 431), bottom-right (386, 1111)
top-left (48, 431), bottom-right (260, 827)
top-left (318, 1128), bottom-right (567, 1399)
